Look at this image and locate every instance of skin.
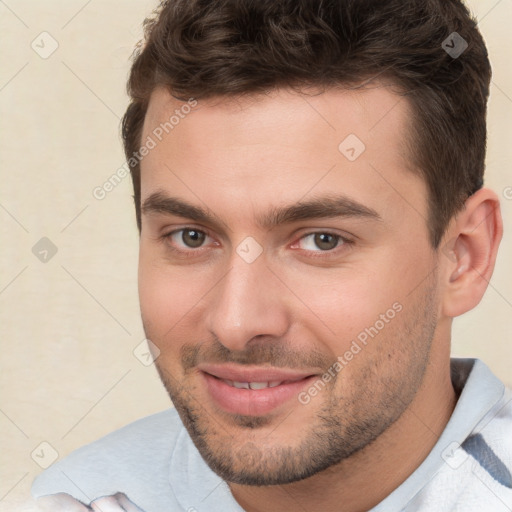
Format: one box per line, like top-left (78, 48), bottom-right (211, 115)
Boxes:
top-left (137, 84), bottom-right (502, 512)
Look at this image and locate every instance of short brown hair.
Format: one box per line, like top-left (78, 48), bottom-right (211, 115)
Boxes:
top-left (122, 0), bottom-right (491, 247)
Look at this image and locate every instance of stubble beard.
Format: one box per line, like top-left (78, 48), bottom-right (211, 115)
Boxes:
top-left (149, 281), bottom-right (438, 486)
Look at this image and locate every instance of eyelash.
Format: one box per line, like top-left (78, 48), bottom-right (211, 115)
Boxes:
top-left (161, 228), bottom-right (216, 259)
top-left (160, 227), bottom-right (354, 259)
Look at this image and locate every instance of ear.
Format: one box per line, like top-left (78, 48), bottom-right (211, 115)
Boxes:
top-left (440, 188), bottom-right (503, 318)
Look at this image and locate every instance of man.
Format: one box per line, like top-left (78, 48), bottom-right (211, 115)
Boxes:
top-left (32, 0), bottom-right (512, 510)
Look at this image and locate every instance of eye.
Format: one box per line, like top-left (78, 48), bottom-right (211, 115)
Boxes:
top-left (166, 228), bottom-right (211, 249)
top-left (294, 232), bottom-right (348, 252)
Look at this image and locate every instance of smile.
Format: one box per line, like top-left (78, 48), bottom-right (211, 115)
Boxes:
top-left (220, 378), bottom-right (305, 389)
top-left (199, 364), bottom-right (319, 416)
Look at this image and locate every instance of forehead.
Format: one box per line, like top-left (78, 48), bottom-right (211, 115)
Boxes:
top-left (143, 84), bottom-right (411, 150)
top-left (140, 84), bottom-right (427, 232)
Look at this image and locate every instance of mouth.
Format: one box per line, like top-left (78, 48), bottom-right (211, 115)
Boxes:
top-left (219, 378), bottom-right (301, 390)
top-left (198, 364), bottom-right (319, 416)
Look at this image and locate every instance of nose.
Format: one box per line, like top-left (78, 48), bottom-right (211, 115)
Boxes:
top-left (205, 251), bottom-right (290, 352)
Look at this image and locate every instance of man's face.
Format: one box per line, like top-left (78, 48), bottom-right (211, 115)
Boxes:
top-left (138, 85), bottom-right (441, 485)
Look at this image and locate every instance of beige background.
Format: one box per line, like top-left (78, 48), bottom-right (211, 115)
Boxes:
top-left (0, 1), bottom-right (511, 510)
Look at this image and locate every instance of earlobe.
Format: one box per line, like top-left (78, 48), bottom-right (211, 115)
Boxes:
top-left (441, 188), bottom-right (503, 318)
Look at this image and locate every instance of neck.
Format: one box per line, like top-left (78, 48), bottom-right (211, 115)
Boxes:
top-left (229, 348), bottom-right (456, 512)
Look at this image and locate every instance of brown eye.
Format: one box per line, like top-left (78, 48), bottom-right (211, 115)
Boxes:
top-left (181, 229), bottom-right (206, 248)
top-left (313, 233), bottom-right (339, 251)
top-left (296, 232), bottom-right (342, 252)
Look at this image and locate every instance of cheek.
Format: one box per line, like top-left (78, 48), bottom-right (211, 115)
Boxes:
top-left (279, 265), bottom-right (401, 354)
top-left (138, 266), bottom-right (197, 371)
top-left (279, 246), bottom-right (430, 357)
top-left (138, 254), bottom-right (186, 336)
top-left (138, 249), bottom-right (218, 341)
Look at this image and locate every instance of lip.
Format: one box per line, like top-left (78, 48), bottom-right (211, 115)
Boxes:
top-left (199, 363), bottom-right (315, 383)
top-left (199, 364), bottom-right (319, 416)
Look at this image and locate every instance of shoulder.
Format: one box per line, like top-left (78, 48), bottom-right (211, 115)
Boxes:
top-left (411, 367), bottom-right (512, 511)
top-left (453, 359), bottom-right (512, 486)
top-left (31, 408), bottom-right (183, 502)
top-left (471, 386), bottom-right (512, 472)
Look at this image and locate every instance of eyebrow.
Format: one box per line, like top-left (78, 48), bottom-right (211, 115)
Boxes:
top-left (141, 191), bottom-right (381, 230)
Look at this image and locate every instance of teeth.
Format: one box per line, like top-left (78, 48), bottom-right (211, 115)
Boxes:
top-left (232, 381), bottom-right (250, 389)
top-left (224, 380), bottom-right (284, 389)
top-left (249, 382), bottom-right (269, 390)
